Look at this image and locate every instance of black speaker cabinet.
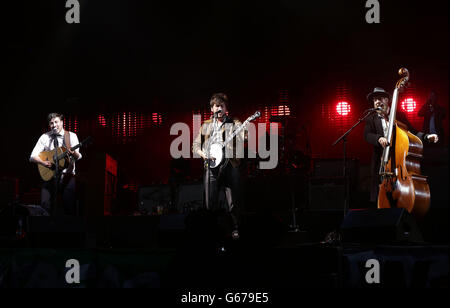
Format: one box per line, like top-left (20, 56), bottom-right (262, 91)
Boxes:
top-left (138, 185), bottom-right (171, 214)
top-left (340, 208), bottom-right (424, 244)
top-left (176, 182), bottom-right (203, 212)
top-left (313, 158), bottom-right (358, 178)
top-left (308, 177), bottom-right (345, 210)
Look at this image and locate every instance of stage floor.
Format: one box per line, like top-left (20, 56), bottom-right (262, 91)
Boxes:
top-left (0, 211), bottom-right (448, 288)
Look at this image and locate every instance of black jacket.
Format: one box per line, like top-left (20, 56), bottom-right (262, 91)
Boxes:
top-left (418, 102), bottom-right (446, 145)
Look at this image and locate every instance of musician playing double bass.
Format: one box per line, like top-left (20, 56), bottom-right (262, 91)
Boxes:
top-left (192, 93), bottom-right (244, 240)
top-left (364, 87), bottom-right (439, 206)
top-left (30, 113), bottom-right (82, 216)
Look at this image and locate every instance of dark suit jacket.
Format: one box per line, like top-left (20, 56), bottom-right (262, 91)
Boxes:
top-left (418, 102), bottom-right (446, 145)
top-left (364, 111), bottom-right (427, 203)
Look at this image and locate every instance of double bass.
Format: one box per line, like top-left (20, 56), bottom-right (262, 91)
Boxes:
top-left (377, 68), bottom-right (430, 218)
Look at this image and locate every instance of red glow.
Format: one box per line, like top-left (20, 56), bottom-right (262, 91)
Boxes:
top-left (401, 98), bottom-right (417, 113)
top-left (152, 112), bottom-right (162, 125)
top-left (203, 111), bottom-right (212, 121)
top-left (123, 114), bottom-right (126, 139)
top-left (105, 153), bottom-right (118, 176)
top-left (263, 106), bottom-right (269, 122)
top-left (336, 101), bottom-right (351, 116)
top-left (275, 105), bottom-right (291, 116)
top-left (98, 115), bottom-right (106, 127)
top-left (64, 116), bottom-right (78, 133)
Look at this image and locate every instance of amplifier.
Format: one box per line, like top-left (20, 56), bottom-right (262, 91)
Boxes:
top-left (176, 182), bottom-right (203, 212)
top-left (313, 158), bottom-right (358, 179)
top-left (308, 177), bottom-right (346, 210)
top-left (138, 185), bottom-right (171, 214)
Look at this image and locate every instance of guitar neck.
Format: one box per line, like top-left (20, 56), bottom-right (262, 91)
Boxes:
top-left (223, 119), bottom-right (250, 148)
top-left (70, 143), bottom-right (81, 152)
top-left (55, 137), bottom-right (90, 160)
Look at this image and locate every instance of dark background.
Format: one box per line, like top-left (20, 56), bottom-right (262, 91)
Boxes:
top-left (2, 0), bottom-right (449, 211)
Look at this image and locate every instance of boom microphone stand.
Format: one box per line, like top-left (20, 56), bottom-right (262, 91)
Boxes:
top-left (332, 107), bottom-right (381, 218)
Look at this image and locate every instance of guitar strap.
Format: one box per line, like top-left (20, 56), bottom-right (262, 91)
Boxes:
top-left (63, 130), bottom-right (71, 149)
top-left (63, 130), bottom-right (75, 168)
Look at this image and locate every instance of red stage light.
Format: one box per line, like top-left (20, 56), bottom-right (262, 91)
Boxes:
top-left (64, 115), bottom-right (78, 133)
top-left (98, 115), bottom-right (106, 126)
top-left (401, 98), bottom-right (417, 113)
top-left (336, 101), bottom-right (351, 116)
top-left (276, 105), bottom-right (290, 116)
top-left (152, 112), bottom-right (162, 125)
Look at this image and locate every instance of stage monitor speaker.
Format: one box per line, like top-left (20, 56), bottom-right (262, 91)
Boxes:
top-left (340, 208), bottom-right (424, 244)
top-left (26, 216), bottom-right (87, 248)
top-left (27, 216), bottom-right (86, 233)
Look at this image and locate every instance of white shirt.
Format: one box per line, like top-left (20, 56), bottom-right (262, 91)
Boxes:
top-left (210, 119), bottom-right (224, 144)
top-left (379, 115), bottom-right (389, 137)
top-left (30, 129), bottom-right (82, 174)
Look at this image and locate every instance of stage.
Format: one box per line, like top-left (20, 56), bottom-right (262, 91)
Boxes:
top-left (0, 205), bottom-right (448, 288)
top-left (2, 0), bottom-right (449, 291)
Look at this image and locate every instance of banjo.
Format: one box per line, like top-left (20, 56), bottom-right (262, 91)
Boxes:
top-left (204, 111), bottom-right (260, 169)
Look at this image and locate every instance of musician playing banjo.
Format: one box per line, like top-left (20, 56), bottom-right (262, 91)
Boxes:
top-left (30, 113), bottom-right (82, 216)
top-left (192, 93), bottom-right (245, 240)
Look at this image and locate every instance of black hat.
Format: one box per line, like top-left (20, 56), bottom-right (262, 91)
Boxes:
top-left (367, 87), bottom-right (390, 103)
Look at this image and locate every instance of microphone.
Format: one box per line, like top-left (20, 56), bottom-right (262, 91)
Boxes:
top-left (365, 107), bottom-right (382, 113)
top-left (214, 109), bottom-right (223, 117)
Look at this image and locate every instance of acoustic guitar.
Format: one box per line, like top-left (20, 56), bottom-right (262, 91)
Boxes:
top-left (37, 136), bottom-right (92, 181)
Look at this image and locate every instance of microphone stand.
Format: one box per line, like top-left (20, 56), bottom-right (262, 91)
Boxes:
top-left (283, 118), bottom-right (305, 233)
top-left (53, 142), bottom-right (61, 217)
top-left (332, 109), bottom-right (377, 218)
top-left (51, 133), bottom-right (65, 217)
top-left (205, 113), bottom-right (218, 211)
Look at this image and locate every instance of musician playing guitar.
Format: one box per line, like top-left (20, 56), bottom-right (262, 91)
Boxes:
top-left (192, 93), bottom-right (245, 240)
top-left (30, 113), bottom-right (82, 216)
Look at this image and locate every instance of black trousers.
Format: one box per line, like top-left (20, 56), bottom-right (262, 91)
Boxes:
top-left (41, 174), bottom-right (76, 216)
top-left (204, 162), bottom-right (241, 230)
